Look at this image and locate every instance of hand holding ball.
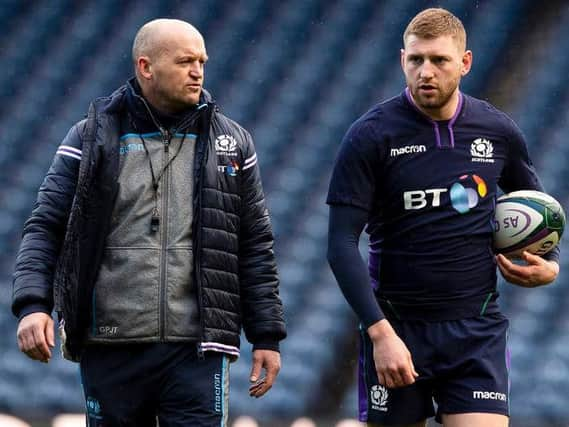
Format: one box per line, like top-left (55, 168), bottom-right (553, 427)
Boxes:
top-left (493, 190), bottom-right (565, 259)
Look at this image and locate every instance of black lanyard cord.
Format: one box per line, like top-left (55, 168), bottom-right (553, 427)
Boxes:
top-left (138, 131), bottom-right (187, 192)
top-left (138, 131), bottom-right (188, 232)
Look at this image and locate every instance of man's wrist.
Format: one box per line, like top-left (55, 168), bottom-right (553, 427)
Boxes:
top-left (367, 319), bottom-right (394, 342)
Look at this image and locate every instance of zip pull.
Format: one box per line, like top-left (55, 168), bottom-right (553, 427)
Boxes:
top-left (160, 127), bottom-right (170, 152)
top-left (150, 207), bottom-right (160, 233)
top-left (197, 343), bottom-right (205, 360)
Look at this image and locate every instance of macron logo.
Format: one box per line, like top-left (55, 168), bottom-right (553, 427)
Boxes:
top-left (473, 391), bottom-right (507, 401)
top-left (390, 145), bottom-right (426, 157)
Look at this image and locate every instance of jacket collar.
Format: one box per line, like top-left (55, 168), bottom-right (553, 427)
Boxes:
top-left (93, 78), bottom-right (214, 134)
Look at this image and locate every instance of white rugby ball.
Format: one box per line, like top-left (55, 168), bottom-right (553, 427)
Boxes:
top-left (494, 190), bottom-right (565, 259)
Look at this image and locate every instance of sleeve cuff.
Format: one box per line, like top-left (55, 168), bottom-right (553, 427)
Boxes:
top-left (17, 304), bottom-right (52, 321)
top-left (363, 311), bottom-right (385, 329)
top-left (542, 249), bottom-right (560, 263)
top-left (252, 341), bottom-right (280, 353)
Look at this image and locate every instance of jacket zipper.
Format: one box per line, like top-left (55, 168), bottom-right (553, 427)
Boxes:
top-left (195, 107), bottom-right (211, 360)
top-left (195, 139), bottom-right (205, 360)
top-left (159, 127), bottom-right (170, 341)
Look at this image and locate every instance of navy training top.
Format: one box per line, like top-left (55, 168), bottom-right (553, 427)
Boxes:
top-left (327, 89), bottom-right (553, 322)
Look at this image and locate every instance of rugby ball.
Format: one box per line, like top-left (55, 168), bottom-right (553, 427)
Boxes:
top-left (494, 190), bottom-right (565, 258)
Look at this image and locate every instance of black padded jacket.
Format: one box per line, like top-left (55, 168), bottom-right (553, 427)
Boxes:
top-left (12, 83), bottom-right (286, 362)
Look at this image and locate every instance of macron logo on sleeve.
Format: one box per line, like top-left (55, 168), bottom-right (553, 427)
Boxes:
top-left (472, 391), bottom-right (507, 401)
top-left (390, 145), bottom-right (426, 157)
top-left (57, 145), bottom-right (82, 161)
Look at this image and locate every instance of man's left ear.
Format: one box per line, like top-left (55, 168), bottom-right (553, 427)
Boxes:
top-left (137, 56), bottom-right (153, 80)
top-left (461, 50), bottom-right (473, 76)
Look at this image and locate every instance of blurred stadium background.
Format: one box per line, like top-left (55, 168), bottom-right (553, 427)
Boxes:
top-left (0, 0), bottom-right (568, 426)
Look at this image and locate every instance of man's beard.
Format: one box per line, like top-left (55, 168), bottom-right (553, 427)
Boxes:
top-left (414, 88), bottom-right (453, 111)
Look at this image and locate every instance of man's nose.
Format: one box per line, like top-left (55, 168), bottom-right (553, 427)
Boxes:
top-left (419, 61), bottom-right (435, 79)
top-left (189, 62), bottom-right (202, 78)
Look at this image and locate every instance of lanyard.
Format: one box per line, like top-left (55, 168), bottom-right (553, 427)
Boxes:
top-left (138, 129), bottom-right (188, 233)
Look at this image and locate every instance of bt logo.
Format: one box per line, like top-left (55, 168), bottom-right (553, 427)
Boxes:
top-left (403, 174), bottom-right (487, 213)
top-left (404, 188), bottom-right (447, 210)
top-left (217, 160), bottom-right (240, 176)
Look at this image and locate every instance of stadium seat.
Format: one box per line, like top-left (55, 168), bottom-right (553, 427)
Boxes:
top-left (232, 415), bottom-right (259, 427)
top-left (290, 417), bottom-right (317, 427)
top-left (0, 414), bottom-right (31, 427)
top-left (336, 420), bottom-right (365, 427)
top-left (51, 414), bottom-right (85, 427)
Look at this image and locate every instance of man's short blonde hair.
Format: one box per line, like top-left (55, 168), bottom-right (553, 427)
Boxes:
top-left (403, 8), bottom-right (466, 51)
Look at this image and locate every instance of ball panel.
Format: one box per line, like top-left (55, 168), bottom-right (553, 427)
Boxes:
top-left (544, 204), bottom-right (566, 232)
top-left (493, 201), bottom-right (544, 250)
top-left (502, 231), bottom-right (560, 259)
top-left (498, 227), bottom-right (558, 254)
top-left (503, 190), bottom-right (559, 205)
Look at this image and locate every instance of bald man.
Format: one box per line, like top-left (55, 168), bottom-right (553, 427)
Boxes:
top-left (13, 19), bottom-right (286, 426)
